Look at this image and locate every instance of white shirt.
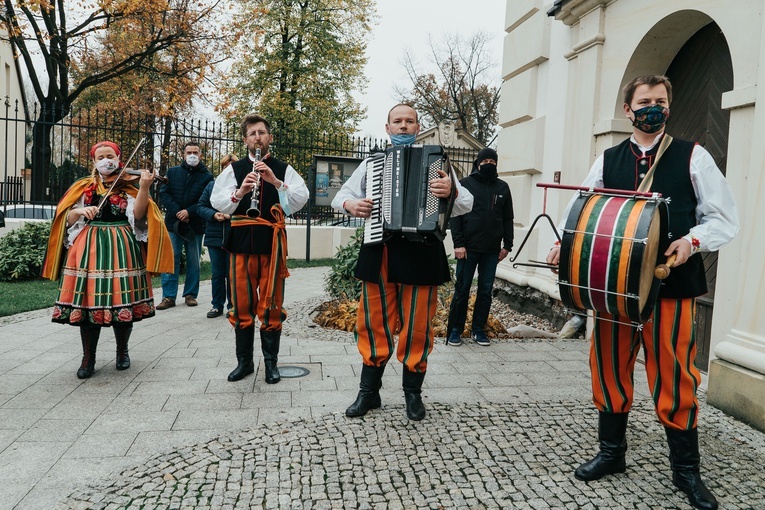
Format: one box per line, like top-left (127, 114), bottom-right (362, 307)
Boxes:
top-left (558, 133), bottom-right (739, 252)
top-left (210, 154), bottom-right (309, 217)
top-left (331, 156), bottom-right (474, 217)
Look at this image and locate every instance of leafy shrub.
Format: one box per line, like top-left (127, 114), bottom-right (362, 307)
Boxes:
top-left (323, 226), bottom-right (363, 301)
top-left (0, 221), bottom-right (53, 281)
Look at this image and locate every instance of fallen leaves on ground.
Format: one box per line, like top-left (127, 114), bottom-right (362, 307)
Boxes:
top-left (313, 294), bottom-right (512, 338)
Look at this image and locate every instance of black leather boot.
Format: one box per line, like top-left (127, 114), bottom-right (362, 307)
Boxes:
top-left (260, 329), bottom-right (281, 384)
top-left (574, 411), bottom-right (629, 481)
top-left (345, 364), bottom-right (386, 417)
top-left (228, 327), bottom-right (255, 381)
top-left (665, 427), bottom-right (718, 510)
top-left (114, 324), bottom-right (132, 370)
top-left (402, 369), bottom-right (426, 421)
top-left (77, 325), bottom-right (101, 379)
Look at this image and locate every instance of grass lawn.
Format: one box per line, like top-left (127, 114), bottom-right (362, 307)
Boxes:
top-left (0, 258), bottom-right (333, 318)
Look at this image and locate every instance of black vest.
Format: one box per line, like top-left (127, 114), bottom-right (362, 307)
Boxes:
top-left (355, 235), bottom-right (451, 286)
top-left (602, 136), bottom-right (707, 298)
top-left (224, 156), bottom-right (288, 254)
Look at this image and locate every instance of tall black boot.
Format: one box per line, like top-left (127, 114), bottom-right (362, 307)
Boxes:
top-left (574, 411), bottom-right (629, 481)
top-left (345, 364), bottom-right (386, 417)
top-left (665, 427), bottom-right (718, 510)
top-left (402, 369), bottom-right (426, 421)
top-left (228, 327), bottom-right (255, 381)
top-left (77, 325), bottom-right (101, 379)
top-left (260, 329), bottom-right (281, 384)
top-left (114, 324), bottom-right (132, 370)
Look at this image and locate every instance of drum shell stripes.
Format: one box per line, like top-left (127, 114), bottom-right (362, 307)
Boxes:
top-left (559, 193), bottom-right (668, 323)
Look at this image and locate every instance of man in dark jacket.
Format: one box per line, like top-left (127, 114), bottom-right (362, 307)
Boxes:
top-left (447, 147), bottom-right (514, 346)
top-left (157, 142), bottom-right (213, 309)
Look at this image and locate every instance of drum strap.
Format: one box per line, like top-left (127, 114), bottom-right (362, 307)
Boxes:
top-left (637, 134), bottom-right (673, 193)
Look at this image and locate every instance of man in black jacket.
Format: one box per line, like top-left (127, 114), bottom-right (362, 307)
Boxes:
top-left (157, 142), bottom-right (213, 310)
top-left (447, 147), bottom-right (514, 346)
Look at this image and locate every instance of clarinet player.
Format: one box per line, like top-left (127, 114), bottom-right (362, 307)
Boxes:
top-left (210, 113), bottom-right (308, 384)
top-left (332, 104), bottom-right (473, 421)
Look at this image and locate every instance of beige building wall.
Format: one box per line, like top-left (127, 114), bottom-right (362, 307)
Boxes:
top-left (498, 0), bottom-right (765, 430)
top-left (0, 29), bottom-right (28, 195)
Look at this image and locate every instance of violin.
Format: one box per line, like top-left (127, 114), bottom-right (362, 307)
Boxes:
top-left (120, 169), bottom-right (168, 184)
top-left (100, 168), bottom-right (168, 185)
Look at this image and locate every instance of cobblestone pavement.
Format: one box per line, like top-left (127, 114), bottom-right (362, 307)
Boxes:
top-left (1, 268), bottom-right (763, 509)
top-left (63, 399), bottom-right (765, 510)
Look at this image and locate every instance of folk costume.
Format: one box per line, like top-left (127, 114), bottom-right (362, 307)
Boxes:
top-left (42, 165), bottom-right (173, 379)
top-left (332, 155), bottom-right (473, 420)
top-left (210, 153), bottom-right (308, 384)
top-left (562, 131), bottom-right (738, 509)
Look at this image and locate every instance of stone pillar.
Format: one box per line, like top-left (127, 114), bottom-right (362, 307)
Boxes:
top-left (707, 17), bottom-right (765, 431)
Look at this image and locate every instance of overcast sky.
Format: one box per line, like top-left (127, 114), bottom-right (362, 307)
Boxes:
top-left (354, 0), bottom-right (507, 139)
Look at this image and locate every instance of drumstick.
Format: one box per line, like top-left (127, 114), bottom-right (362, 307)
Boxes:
top-left (654, 253), bottom-right (678, 280)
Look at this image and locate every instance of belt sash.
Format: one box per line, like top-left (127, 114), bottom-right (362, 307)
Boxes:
top-left (229, 205), bottom-right (289, 309)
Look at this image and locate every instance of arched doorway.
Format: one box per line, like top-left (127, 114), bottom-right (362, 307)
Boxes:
top-left (664, 22), bottom-right (733, 370)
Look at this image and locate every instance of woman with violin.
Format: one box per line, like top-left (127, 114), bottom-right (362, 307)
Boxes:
top-left (42, 141), bottom-right (173, 379)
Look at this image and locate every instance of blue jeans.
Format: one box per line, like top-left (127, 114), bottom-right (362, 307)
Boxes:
top-left (161, 231), bottom-right (203, 300)
top-left (448, 251), bottom-right (499, 333)
top-left (208, 245), bottom-right (231, 310)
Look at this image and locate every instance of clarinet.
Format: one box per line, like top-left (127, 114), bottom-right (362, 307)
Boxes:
top-left (246, 148), bottom-right (262, 218)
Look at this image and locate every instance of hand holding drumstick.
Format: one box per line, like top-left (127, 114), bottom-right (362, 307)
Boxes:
top-left (654, 253), bottom-right (677, 279)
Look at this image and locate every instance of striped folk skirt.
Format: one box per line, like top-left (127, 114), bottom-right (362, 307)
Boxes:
top-left (52, 221), bottom-right (156, 326)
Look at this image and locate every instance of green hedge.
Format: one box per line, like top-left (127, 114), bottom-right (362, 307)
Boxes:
top-left (0, 221), bottom-right (53, 281)
top-left (323, 226), bottom-right (363, 301)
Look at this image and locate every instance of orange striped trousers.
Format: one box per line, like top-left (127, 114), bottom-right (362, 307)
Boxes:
top-left (228, 253), bottom-right (286, 331)
top-left (355, 248), bottom-right (439, 373)
top-left (590, 297), bottom-right (701, 430)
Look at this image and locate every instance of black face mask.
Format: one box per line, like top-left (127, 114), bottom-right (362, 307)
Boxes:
top-left (630, 104), bottom-right (669, 134)
top-left (479, 163), bottom-right (497, 178)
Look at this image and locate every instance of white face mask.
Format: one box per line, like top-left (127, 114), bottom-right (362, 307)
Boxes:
top-left (96, 158), bottom-right (119, 175)
top-left (185, 154), bottom-right (200, 167)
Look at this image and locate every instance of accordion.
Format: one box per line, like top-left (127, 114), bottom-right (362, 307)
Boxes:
top-left (364, 144), bottom-right (456, 245)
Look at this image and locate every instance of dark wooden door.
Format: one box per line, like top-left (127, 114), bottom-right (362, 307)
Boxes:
top-left (664, 22), bottom-right (733, 371)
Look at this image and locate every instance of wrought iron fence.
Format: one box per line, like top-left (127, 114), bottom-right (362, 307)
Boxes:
top-left (1, 101), bottom-right (482, 228)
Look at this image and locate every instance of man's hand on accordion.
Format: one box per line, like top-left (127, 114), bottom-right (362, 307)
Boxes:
top-left (429, 169), bottom-right (452, 198)
top-left (344, 198), bottom-right (374, 218)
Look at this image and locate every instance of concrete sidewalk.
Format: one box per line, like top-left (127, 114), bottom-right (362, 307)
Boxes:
top-left (1, 267), bottom-right (763, 509)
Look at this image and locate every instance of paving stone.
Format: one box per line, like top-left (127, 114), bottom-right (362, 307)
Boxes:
top-left (0, 269), bottom-right (762, 510)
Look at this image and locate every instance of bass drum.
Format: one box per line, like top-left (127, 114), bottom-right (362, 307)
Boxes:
top-left (558, 193), bottom-right (668, 323)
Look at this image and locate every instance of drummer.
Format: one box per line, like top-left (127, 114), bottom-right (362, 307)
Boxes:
top-left (546, 75), bottom-right (738, 510)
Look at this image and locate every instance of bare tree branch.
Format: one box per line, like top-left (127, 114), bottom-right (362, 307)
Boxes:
top-left (397, 31), bottom-right (500, 145)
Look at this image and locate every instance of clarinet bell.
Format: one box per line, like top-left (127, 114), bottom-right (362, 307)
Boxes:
top-left (246, 206), bottom-right (260, 219)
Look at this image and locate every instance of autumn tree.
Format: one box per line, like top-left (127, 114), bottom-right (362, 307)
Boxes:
top-left (73, 6), bottom-right (231, 173)
top-left (396, 32), bottom-right (500, 146)
top-left (220, 0), bottom-right (376, 142)
top-left (0, 0), bottom-right (226, 200)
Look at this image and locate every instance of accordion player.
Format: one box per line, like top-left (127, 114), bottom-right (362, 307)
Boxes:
top-left (364, 144), bottom-right (457, 245)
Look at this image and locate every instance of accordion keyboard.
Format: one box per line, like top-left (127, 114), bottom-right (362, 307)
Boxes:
top-left (364, 154), bottom-right (385, 245)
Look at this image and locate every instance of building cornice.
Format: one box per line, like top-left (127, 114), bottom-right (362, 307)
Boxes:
top-left (548, 0), bottom-right (610, 26)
